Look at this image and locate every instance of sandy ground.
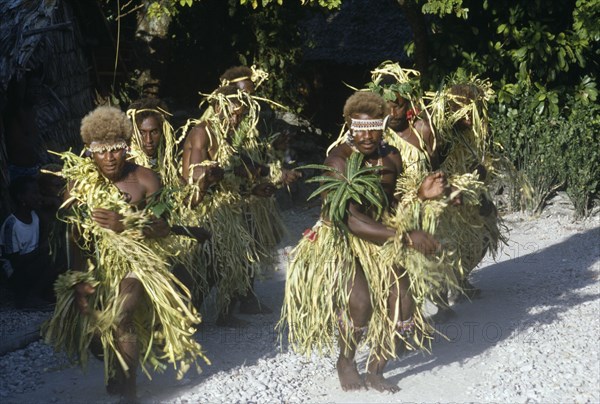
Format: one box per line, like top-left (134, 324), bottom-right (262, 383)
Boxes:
top-left (1, 200), bottom-right (599, 404)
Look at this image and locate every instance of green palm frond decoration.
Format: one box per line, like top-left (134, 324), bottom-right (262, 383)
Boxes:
top-left (300, 152), bottom-right (387, 225)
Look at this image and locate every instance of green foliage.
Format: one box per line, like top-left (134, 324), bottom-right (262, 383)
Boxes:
top-left (492, 94), bottom-right (599, 217)
top-left (240, 0), bottom-right (341, 9)
top-left (419, 0), bottom-right (598, 117)
top-left (143, 0), bottom-right (198, 17)
top-left (234, 3), bottom-right (308, 111)
top-left (301, 153), bottom-right (387, 227)
top-left (418, 0), bottom-right (468, 19)
top-left (573, 0), bottom-right (600, 42)
top-left (561, 99), bottom-right (600, 217)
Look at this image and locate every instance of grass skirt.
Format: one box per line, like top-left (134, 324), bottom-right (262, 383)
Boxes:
top-left (281, 221), bottom-right (448, 362)
top-left (393, 171), bottom-right (505, 288)
top-left (43, 233), bottom-right (209, 384)
top-left (243, 196), bottom-right (287, 272)
top-left (195, 189), bottom-right (259, 313)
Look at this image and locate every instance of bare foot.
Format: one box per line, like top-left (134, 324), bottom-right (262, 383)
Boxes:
top-left (106, 370), bottom-right (137, 403)
top-left (106, 377), bottom-right (123, 396)
top-left (119, 379), bottom-right (137, 404)
top-left (365, 372), bottom-right (400, 393)
top-left (336, 357), bottom-right (365, 391)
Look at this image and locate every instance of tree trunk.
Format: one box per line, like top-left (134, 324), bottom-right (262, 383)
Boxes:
top-left (397, 0), bottom-right (430, 83)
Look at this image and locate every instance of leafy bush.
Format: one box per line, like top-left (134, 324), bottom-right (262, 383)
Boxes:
top-left (491, 94), bottom-right (599, 217)
top-left (562, 98), bottom-right (600, 216)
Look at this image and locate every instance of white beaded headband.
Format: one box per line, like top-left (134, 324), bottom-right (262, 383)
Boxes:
top-left (350, 118), bottom-right (386, 131)
top-left (88, 140), bottom-right (128, 153)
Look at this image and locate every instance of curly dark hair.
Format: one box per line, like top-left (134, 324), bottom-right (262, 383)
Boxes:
top-left (219, 66), bottom-right (253, 83)
top-left (343, 92), bottom-right (388, 126)
top-left (80, 106), bottom-right (131, 145)
top-left (128, 98), bottom-right (169, 127)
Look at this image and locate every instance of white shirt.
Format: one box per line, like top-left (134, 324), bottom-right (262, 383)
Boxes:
top-left (0, 211), bottom-right (40, 255)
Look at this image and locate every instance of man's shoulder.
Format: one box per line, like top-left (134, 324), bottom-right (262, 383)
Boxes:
top-left (121, 163), bottom-right (161, 199)
top-left (185, 123), bottom-right (210, 144)
top-left (131, 163), bottom-right (159, 182)
top-left (324, 146), bottom-right (348, 168)
top-left (414, 119), bottom-right (433, 136)
top-left (381, 143), bottom-right (402, 171)
top-left (189, 122), bottom-right (209, 135)
top-left (327, 143), bottom-right (350, 159)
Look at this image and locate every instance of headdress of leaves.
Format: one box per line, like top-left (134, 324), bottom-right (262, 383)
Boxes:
top-left (219, 65), bottom-right (270, 90)
top-left (442, 72), bottom-right (494, 127)
top-left (190, 88), bottom-right (275, 187)
top-left (127, 107), bottom-right (184, 189)
top-left (299, 152), bottom-right (387, 234)
top-left (369, 61), bottom-right (423, 104)
top-left (198, 88), bottom-right (261, 150)
top-left (429, 73), bottom-right (495, 165)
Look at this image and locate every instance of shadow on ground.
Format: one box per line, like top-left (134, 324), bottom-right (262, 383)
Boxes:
top-left (381, 226), bottom-right (600, 384)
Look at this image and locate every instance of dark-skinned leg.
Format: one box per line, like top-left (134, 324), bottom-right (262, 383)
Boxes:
top-left (201, 259), bottom-right (248, 327)
top-left (366, 266), bottom-right (413, 393)
top-left (337, 264), bottom-right (371, 391)
top-left (238, 214), bottom-right (273, 315)
top-left (109, 277), bottom-right (144, 401)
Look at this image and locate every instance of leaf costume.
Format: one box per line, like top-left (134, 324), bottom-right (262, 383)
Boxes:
top-left (427, 75), bottom-right (506, 273)
top-left (42, 151), bottom-right (209, 385)
top-left (281, 152), bottom-right (453, 362)
top-left (127, 107), bottom-right (211, 306)
top-left (179, 89), bottom-right (272, 313)
top-left (193, 89), bottom-right (287, 283)
top-left (370, 62), bottom-right (505, 283)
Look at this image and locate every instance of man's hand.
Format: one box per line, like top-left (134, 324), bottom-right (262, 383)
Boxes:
top-left (406, 230), bottom-right (440, 255)
top-left (186, 226), bottom-right (211, 242)
top-left (91, 208), bottom-right (125, 233)
top-left (142, 217), bottom-right (170, 239)
top-left (449, 186), bottom-right (463, 206)
top-left (418, 171), bottom-right (449, 201)
top-left (205, 165), bottom-right (224, 186)
top-left (252, 182), bottom-right (277, 197)
top-left (171, 225), bottom-right (211, 242)
top-left (281, 168), bottom-right (302, 186)
top-left (74, 282), bottom-right (95, 314)
top-left (191, 164), bottom-right (224, 188)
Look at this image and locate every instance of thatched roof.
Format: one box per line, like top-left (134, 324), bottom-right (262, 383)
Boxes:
top-left (0, 0), bottom-right (94, 218)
